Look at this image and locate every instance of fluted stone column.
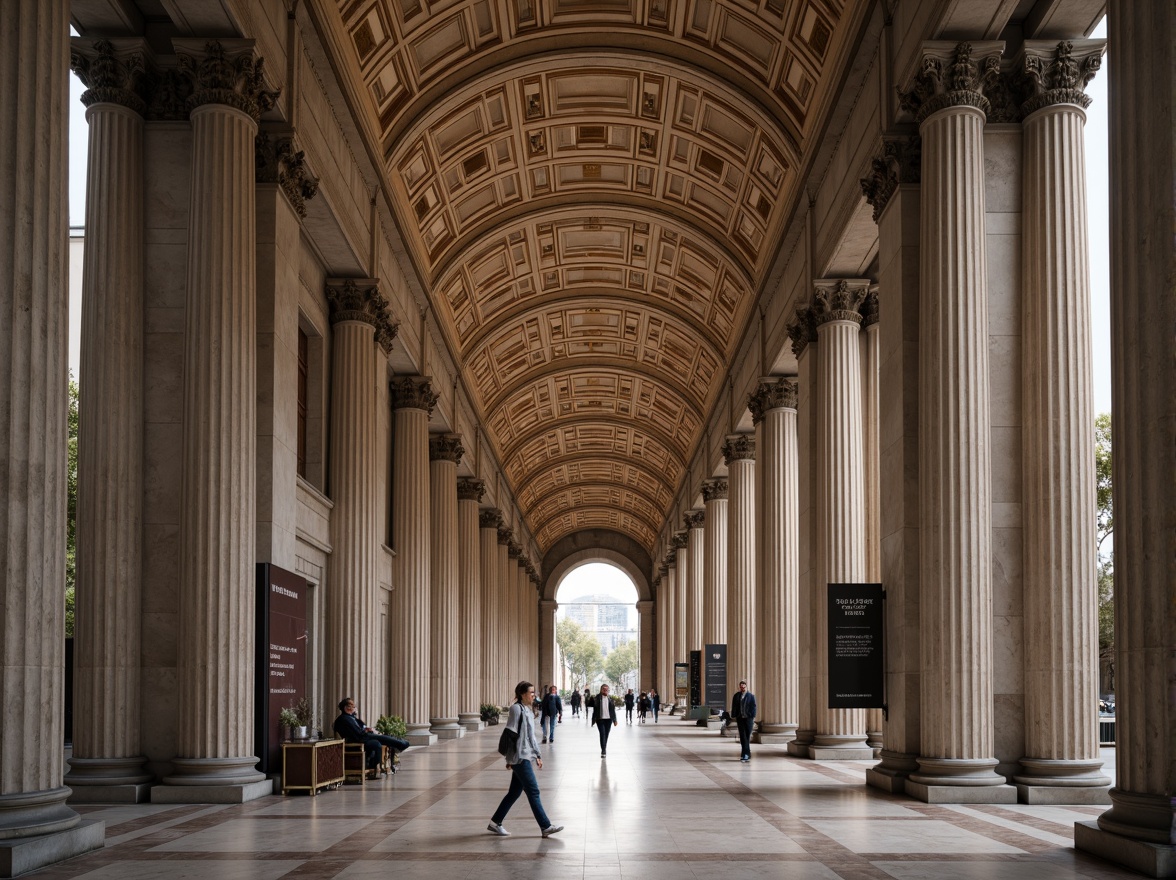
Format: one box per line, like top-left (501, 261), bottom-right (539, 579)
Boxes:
top-left (457, 480), bottom-right (485, 731)
top-left (1012, 40), bottom-right (1110, 805)
top-left (321, 280), bottom-right (392, 731)
top-left (0, 1), bottom-right (101, 865)
top-left (787, 309), bottom-right (819, 757)
top-left (429, 434), bottom-right (464, 739)
top-left (724, 435), bottom-right (757, 700)
top-left (163, 40), bottom-right (277, 799)
top-left (478, 510), bottom-right (502, 709)
top-left (654, 574), bottom-right (667, 693)
top-left (1076, 4), bottom-right (1176, 872)
top-left (702, 480), bottom-right (728, 647)
top-left (514, 555), bottom-right (529, 677)
top-left (809, 281), bottom-right (872, 759)
top-left (901, 41), bottom-right (1014, 802)
top-left (860, 291), bottom-right (884, 752)
top-left (672, 531), bottom-right (689, 704)
top-left (684, 512), bottom-right (705, 660)
top-left (750, 378), bottom-right (799, 744)
top-left (861, 138), bottom-right (923, 793)
top-left (391, 377), bottom-right (437, 746)
top-left (637, 600), bottom-right (655, 689)
top-left (538, 598), bottom-right (556, 692)
top-left (663, 556), bottom-right (680, 707)
top-left (496, 527), bottom-right (513, 704)
top-left (65, 39), bottom-right (151, 802)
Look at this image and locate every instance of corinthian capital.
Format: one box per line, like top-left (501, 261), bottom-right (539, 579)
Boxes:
top-left (899, 41), bottom-right (1004, 124)
top-left (1020, 40), bottom-right (1105, 115)
top-left (859, 136), bottom-right (920, 222)
top-left (748, 377), bottom-right (798, 423)
top-left (457, 479), bottom-right (486, 502)
top-left (256, 133), bottom-right (320, 218)
top-left (671, 531), bottom-right (689, 551)
top-left (702, 478), bottom-right (729, 503)
top-left (479, 508), bottom-right (503, 530)
top-left (861, 287), bottom-right (879, 327)
top-left (684, 510), bottom-right (705, 530)
top-left (497, 525), bottom-right (513, 545)
top-left (174, 39), bottom-right (279, 121)
top-left (390, 376), bottom-right (439, 414)
top-left (429, 433), bottom-right (465, 464)
top-left (786, 306), bottom-right (817, 357)
top-left (326, 278), bottom-right (399, 353)
top-left (811, 279), bottom-right (870, 325)
top-left (70, 38), bottom-right (152, 115)
top-left (722, 434), bottom-right (755, 464)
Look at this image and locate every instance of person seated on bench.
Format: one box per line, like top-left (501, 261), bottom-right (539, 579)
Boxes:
top-left (333, 697), bottom-right (408, 774)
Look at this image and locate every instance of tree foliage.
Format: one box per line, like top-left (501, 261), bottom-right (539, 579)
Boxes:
top-left (603, 639), bottom-right (638, 691)
top-left (555, 617), bottom-right (603, 688)
top-left (1094, 413), bottom-right (1113, 667)
top-left (65, 373), bottom-right (79, 638)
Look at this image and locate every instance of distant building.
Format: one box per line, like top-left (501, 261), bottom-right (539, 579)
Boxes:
top-left (558, 593), bottom-right (637, 657)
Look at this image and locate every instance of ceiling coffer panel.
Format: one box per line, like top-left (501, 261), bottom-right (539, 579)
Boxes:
top-left (503, 425), bottom-right (685, 490)
top-left (535, 508), bottom-right (658, 551)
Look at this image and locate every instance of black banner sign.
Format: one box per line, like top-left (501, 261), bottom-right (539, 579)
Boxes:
top-left (704, 643), bottom-right (727, 710)
top-left (255, 563), bottom-right (309, 774)
top-left (827, 583), bottom-right (884, 708)
top-left (689, 650), bottom-right (702, 708)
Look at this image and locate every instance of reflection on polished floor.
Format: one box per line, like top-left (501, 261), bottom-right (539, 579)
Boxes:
top-left (36, 719), bottom-right (1126, 879)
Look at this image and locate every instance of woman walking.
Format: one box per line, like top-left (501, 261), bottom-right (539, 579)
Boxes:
top-left (487, 681), bottom-right (564, 838)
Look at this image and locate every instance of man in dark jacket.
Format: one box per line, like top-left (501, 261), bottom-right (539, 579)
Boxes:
top-left (592, 685), bottom-right (619, 756)
top-left (730, 680), bottom-right (757, 762)
top-left (539, 685), bottom-right (562, 743)
top-left (333, 697), bottom-right (408, 773)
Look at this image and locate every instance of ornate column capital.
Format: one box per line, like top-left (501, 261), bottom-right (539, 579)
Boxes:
top-left (786, 306), bottom-right (817, 357)
top-left (899, 41), bottom-right (1004, 125)
top-left (722, 433), bottom-right (756, 464)
top-left (457, 478), bottom-right (485, 502)
top-left (861, 287), bottom-right (879, 327)
top-left (497, 525), bottom-right (513, 546)
top-left (748, 377), bottom-right (798, 423)
top-left (326, 278), bottom-right (399, 353)
top-left (508, 541), bottom-right (522, 561)
top-left (256, 132), bottom-right (320, 218)
top-left (70, 38), bottom-right (152, 115)
top-left (811, 279), bottom-right (871, 326)
top-left (429, 433), bottom-right (464, 464)
top-left (479, 508), bottom-right (503, 530)
top-left (671, 530), bottom-right (689, 551)
top-left (390, 376), bottom-right (439, 414)
top-left (684, 510), bottom-right (705, 530)
top-left (1019, 39), bottom-right (1104, 116)
top-left (662, 550), bottom-right (676, 569)
top-left (173, 39), bottom-right (279, 121)
top-left (702, 478), bottom-right (729, 502)
top-left (860, 136), bottom-right (921, 222)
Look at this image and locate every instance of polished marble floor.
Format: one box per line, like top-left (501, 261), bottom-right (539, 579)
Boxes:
top-left (34, 716), bottom-right (1127, 879)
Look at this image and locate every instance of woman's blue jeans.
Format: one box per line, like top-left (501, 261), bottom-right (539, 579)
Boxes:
top-left (491, 759), bottom-right (551, 829)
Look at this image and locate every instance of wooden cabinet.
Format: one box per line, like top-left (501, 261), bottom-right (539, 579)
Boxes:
top-left (280, 738), bottom-right (345, 795)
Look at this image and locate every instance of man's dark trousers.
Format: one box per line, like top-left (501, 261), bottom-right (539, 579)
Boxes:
top-left (735, 717), bottom-right (754, 760)
top-left (597, 720), bottom-right (613, 753)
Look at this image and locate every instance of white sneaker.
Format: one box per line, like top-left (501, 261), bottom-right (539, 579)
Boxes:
top-left (541, 824), bottom-right (564, 837)
top-left (487, 822), bottom-right (510, 836)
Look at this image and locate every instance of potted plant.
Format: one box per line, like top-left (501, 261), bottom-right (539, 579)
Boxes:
top-left (480, 703), bottom-right (500, 725)
top-left (375, 715), bottom-right (407, 766)
top-left (279, 707), bottom-right (299, 740)
top-left (292, 697), bottom-right (314, 739)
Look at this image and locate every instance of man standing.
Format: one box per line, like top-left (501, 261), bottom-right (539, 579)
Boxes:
top-left (592, 684), bottom-right (618, 756)
top-left (539, 685), bottom-right (562, 743)
top-left (570, 688), bottom-right (581, 718)
top-left (649, 687), bottom-right (660, 723)
top-left (730, 680), bottom-right (757, 762)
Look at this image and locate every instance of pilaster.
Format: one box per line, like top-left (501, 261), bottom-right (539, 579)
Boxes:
top-left (684, 511), bottom-right (705, 660)
top-left (672, 530), bottom-right (689, 692)
top-left (496, 526), bottom-right (513, 703)
top-left (1076, 3), bottom-right (1176, 873)
top-left (457, 480), bottom-right (485, 731)
top-left (723, 435), bottom-right (756, 700)
top-left (701, 479), bottom-right (728, 647)
top-left (637, 600), bottom-right (655, 690)
top-left (391, 377), bottom-right (437, 746)
top-left (428, 434), bottom-right (464, 739)
top-left (66, 38), bottom-right (152, 803)
top-left (861, 290), bottom-right (884, 753)
top-left (478, 509), bottom-right (502, 710)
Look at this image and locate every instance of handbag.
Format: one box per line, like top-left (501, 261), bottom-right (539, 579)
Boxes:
top-left (496, 709), bottom-right (523, 757)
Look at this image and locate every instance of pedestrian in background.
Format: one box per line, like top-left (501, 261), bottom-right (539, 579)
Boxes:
top-left (592, 684), bottom-right (619, 756)
top-left (539, 684), bottom-right (562, 743)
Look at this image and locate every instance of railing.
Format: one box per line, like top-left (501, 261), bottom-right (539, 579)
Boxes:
top-left (1099, 715), bottom-right (1116, 745)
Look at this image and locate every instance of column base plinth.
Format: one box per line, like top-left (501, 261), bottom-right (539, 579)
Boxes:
top-left (866, 750), bottom-right (920, 793)
top-left (458, 714), bottom-right (484, 732)
top-left (67, 784), bottom-right (152, 804)
top-left (161, 756), bottom-right (265, 787)
top-left (1076, 820), bottom-right (1176, 878)
top-left (787, 733), bottom-right (814, 758)
top-left (754, 724), bottom-right (797, 745)
top-left (0, 787), bottom-right (82, 840)
top-left (151, 779), bottom-right (273, 804)
top-left (0, 819), bottom-right (104, 878)
top-left (405, 724), bottom-right (438, 747)
top-left (430, 718), bottom-right (465, 740)
top-left (808, 745), bottom-right (876, 760)
top-left (1016, 783), bottom-right (1111, 805)
top-left (65, 756), bottom-right (151, 787)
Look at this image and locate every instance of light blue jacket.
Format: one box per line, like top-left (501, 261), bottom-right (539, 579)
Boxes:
top-left (504, 701), bottom-right (541, 764)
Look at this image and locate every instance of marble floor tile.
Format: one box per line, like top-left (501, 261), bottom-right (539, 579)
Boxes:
top-left (804, 819), bottom-right (1025, 854)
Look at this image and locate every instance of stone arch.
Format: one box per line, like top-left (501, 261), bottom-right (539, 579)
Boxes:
top-left (540, 529), bottom-right (651, 602)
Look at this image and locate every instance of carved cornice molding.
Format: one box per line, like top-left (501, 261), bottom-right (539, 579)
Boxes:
top-left (457, 478), bottom-right (486, 502)
top-left (722, 433), bottom-right (756, 464)
top-left (1021, 40), bottom-right (1104, 116)
top-left (497, 525), bottom-right (513, 545)
top-left (899, 41), bottom-right (1004, 125)
top-left (859, 137), bottom-right (921, 222)
top-left (702, 478), bottom-right (729, 503)
top-left (684, 510), bottom-right (705, 530)
top-left (70, 39), bottom-right (151, 115)
top-left (174, 40), bottom-right (279, 121)
top-left (326, 278), bottom-right (399, 353)
top-left (812, 279), bottom-right (870, 326)
top-left (748, 377), bottom-right (798, 423)
top-left (390, 376), bottom-right (438, 414)
top-left (479, 508), bottom-right (503, 529)
top-left (508, 541), bottom-right (522, 560)
top-left (671, 531), bottom-right (689, 551)
top-left (662, 550), bottom-right (676, 569)
top-left (256, 132), bottom-right (320, 218)
top-left (429, 433), bottom-right (465, 464)
top-left (786, 306), bottom-right (817, 357)
top-left (862, 288), bottom-right (879, 327)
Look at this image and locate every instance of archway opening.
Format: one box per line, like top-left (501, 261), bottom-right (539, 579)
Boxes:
top-left (554, 563), bottom-right (639, 701)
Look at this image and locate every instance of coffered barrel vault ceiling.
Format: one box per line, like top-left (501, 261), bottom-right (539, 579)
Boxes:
top-left (317, 0), bottom-right (866, 555)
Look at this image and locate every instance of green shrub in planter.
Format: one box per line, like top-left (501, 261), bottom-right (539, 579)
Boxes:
top-left (375, 714), bottom-right (407, 738)
top-left (480, 703), bottom-right (500, 724)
